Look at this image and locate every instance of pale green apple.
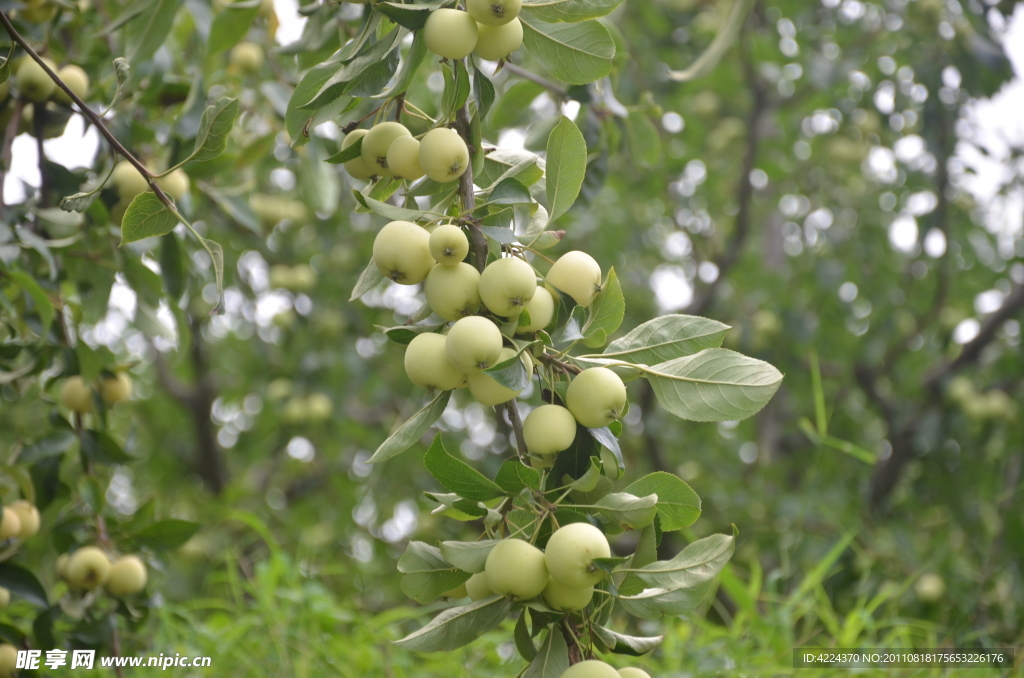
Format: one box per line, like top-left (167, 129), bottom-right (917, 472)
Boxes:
top-left (559, 660), bottom-right (621, 678)
top-left (7, 500), bottom-right (39, 539)
top-left (516, 286), bottom-right (555, 334)
top-left (467, 347), bottom-right (531, 406)
top-left (429, 224), bottom-right (470, 265)
top-left (67, 546), bottom-right (111, 590)
top-left (479, 256), bottom-right (537, 317)
top-left (405, 333), bottom-right (467, 391)
top-left (542, 578), bottom-right (593, 611)
top-left (106, 555), bottom-right (148, 596)
top-left (423, 8), bottom-right (479, 60)
top-left (547, 251), bottom-right (603, 307)
top-left (566, 367), bottom-right (627, 429)
top-left (386, 135), bottom-right (425, 181)
top-left (361, 121), bottom-right (412, 177)
top-left (424, 262), bottom-right (481, 321)
top-left (485, 538), bottom-right (548, 599)
top-left (52, 64), bottom-right (89, 105)
top-left (467, 0), bottom-right (521, 25)
top-left (60, 376), bottom-right (94, 413)
top-left (342, 129), bottom-right (375, 179)
top-left (523, 404), bottom-right (577, 456)
top-left (445, 316), bottom-right (503, 373)
top-left (618, 669), bottom-right (652, 678)
top-left (465, 572), bottom-right (494, 600)
top-left (544, 522), bottom-right (610, 589)
top-left (473, 18), bottom-right (523, 61)
top-left (418, 127), bottom-right (470, 183)
top-left (372, 220), bottom-right (434, 284)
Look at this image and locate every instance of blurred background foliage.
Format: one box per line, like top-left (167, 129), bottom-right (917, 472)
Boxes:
top-left (1, 0), bottom-right (1023, 674)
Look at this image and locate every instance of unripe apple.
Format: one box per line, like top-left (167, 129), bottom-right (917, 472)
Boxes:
top-left (305, 393), bottom-right (334, 422)
top-left (385, 135), bottom-right (424, 181)
top-left (55, 553), bottom-right (69, 580)
top-left (441, 582), bottom-right (468, 599)
top-left (516, 286), bottom-right (554, 334)
top-left (52, 64), bottom-right (89, 105)
top-left (157, 168), bottom-right (190, 201)
top-left (341, 129), bottom-right (375, 179)
top-left (0, 508), bottom-right (21, 541)
top-left (545, 522), bottom-right (610, 589)
top-left (0, 587), bottom-right (8, 609)
top-left (105, 555), bottom-right (148, 596)
top-left (429, 224), bottom-right (469, 265)
top-left (418, 127), bottom-right (470, 183)
top-left (423, 8), bottom-right (479, 60)
top-left (523, 404), bottom-right (577, 456)
top-left (7, 500), bottom-right (40, 539)
top-left (16, 56), bottom-right (57, 103)
top-left (110, 160), bottom-right (150, 200)
top-left (404, 333), bottom-right (467, 391)
top-left (479, 256), bottom-right (537, 317)
top-left (445, 316), bottom-right (503, 373)
top-left (547, 251), bottom-right (603, 307)
top-left (372, 220), bottom-right (434, 285)
top-left (559, 660), bottom-right (620, 678)
top-left (67, 546), bottom-right (111, 589)
top-left (484, 538), bottom-right (548, 599)
top-left (361, 121), bottom-right (411, 177)
top-left (467, 347), bottom-right (530, 406)
top-left (60, 376), bottom-right (94, 413)
top-left (0, 80), bottom-right (9, 102)
top-left (230, 41), bottom-right (265, 73)
top-left (465, 572), bottom-right (494, 600)
top-left (618, 669), bottom-right (652, 678)
top-left (290, 263), bottom-right (318, 291)
top-left (915, 573), bottom-right (945, 602)
top-left (474, 18), bottom-right (523, 61)
top-left (542, 578), bottom-right (593, 611)
top-left (566, 367), bottom-right (626, 429)
top-left (100, 372), bottom-right (132, 405)
top-left (0, 644), bottom-right (16, 678)
top-left (424, 262), bottom-right (481, 321)
top-left (467, 0), bottom-right (521, 25)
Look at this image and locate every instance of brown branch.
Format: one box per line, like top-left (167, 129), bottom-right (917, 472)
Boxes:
top-left (33, 105), bottom-right (48, 207)
top-left (454, 91), bottom-right (487, 272)
top-left (502, 62), bottom-right (567, 98)
top-left (0, 95), bottom-right (24, 217)
top-left (505, 400), bottom-right (528, 460)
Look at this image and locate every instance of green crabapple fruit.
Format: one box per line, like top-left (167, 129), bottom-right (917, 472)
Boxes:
top-left (100, 372), bottom-right (132, 405)
top-left (547, 250), bottom-right (603, 307)
top-left (424, 262), bottom-right (481, 321)
top-left (385, 135), bottom-right (425, 181)
top-left (423, 8), bottom-right (479, 60)
top-left (404, 333), bottom-right (467, 391)
top-left (60, 375), bottom-right (94, 413)
top-left (465, 572), bottom-right (494, 600)
top-left (110, 160), bottom-right (151, 200)
top-left (0, 587), bottom-right (8, 609)
top-left (372, 220), bottom-right (434, 284)
top-left (0, 644), bottom-right (15, 678)
top-left (618, 669), bottom-right (652, 678)
top-left (445, 316), bottom-right (503, 373)
top-left (467, 347), bottom-right (532, 406)
top-left (566, 367), bottom-right (627, 429)
top-left (915, 573), bottom-right (945, 602)
top-left (52, 64), bottom-right (89, 105)
top-left (361, 121), bottom-right (411, 176)
top-left (473, 19), bottom-right (523, 62)
top-left (19, 0), bottom-right (56, 22)
top-left (441, 582), bottom-right (468, 599)
top-left (523, 404), bottom-right (577, 456)
top-left (67, 546), bottom-right (110, 589)
top-left (56, 553), bottom-right (69, 580)
top-left (305, 393), bottom-right (334, 422)
top-left (484, 538), bottom-right (548, 599)
top-left (7, 501), bottom-right (40, 539)
top-left (559, 660), bottom-right (621, 678)
top-left (0, 508), bottom-right (20, 541)
top-left (545, 522), bottom-right (611, 589)
top-left (341, 129), bottom-right (375, 179)
top-left (419, 127), bottom-right (470, 183)
top-left (467, 0), bottom-right (521, 25)
top-left (542, 578), bottom-right (593, 611)
top-left (158, 169), bottom-right (190, 201)
top-left (16, 57), bottom-right (57, 103)
top-left (105, 555), bottom-right (148, 596)
top-left (516, 286), bottom-right (555, 334)
top-left (429, 224), bottom-right (470, 265)
top-left (230, 41), bottom-right (265, 73)
top-left (479, 256), bottom-right (537, 317)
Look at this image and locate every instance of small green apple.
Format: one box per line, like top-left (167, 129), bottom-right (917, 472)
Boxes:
top-left (0, 644), bottom-right (16, 678)
top-left (429, 224), bottom-right (470, 265)
top-left (0, 508), bottom-right (20, 541)
top-left (542, 578), bottom-right (593, 611)
top-left (467, 0), bottom-right (521, 25)
top-left (516, 286), bottom-right (554, 334)
top-left (99, 372), bottom-right (132, 405)
top-left (341, 129), bottom-right (375, 179)
top-left (60, 375), bottom-right (94, 413)
top-left (479, 256), bottom-right (537, 317)
top-left (16, 56), bottom-right (56, 103)
top-left (361, 121), bottom-right (411, 177)
top-left (547, 251), bottom-right (603, 307)
top-left (373, 220), bottom-right (434, 284)
top-left (485, 538), bottom-right (548, 599)
top-left (473, 18), bottom-right (523, 61)
top-left (7, 500), bottom-right (39, 539)
top-left (56, 553), bottom-right (69, 580)
top-left (559, 660), bottom-right (621, 678)
top-left (0, 586), bottom-right (8, 610)
top-left (467, 347), bottom-right (531, 406)
top-left (418, 127), bottom-right (470, 183)
top-left (110, 160), bottom-right (151, 200)
top-left (441, 582), bottom-right (468, 599)
top-left (405, 333), bottom-right (467, 391)
top-left (544, 522), bottom-right (610, 589)
top-left (566, 367), bottom-right (626, 429)
top-left (157, 168), bottom-right (190, 201)
top-left (424, 262), bottom-right (481, 321)
top-left (52, 64), bottom-right (89, 105)
top-left (423, 8), bottom-right (479, 60)
top-left (445, 316), bottom-right (503, 373)
top-left (523, 404), bottom-right (577, 456)
top-left (618, 669), bottom-right (652, 678)
top-left (465, 572), bottom-right (494, 600)
top-left (67, 546), bottom-right (111, 590)
top-left (385, 135), bottom-right (425, 181)
top-left (914, 573), bottom-right (945, 602)
top-left (105, 555), bottom-right (148, 596)
top-left (230, 41), bottom-right (265, 73)
top-left (305, 393), bottom-right (334, 422)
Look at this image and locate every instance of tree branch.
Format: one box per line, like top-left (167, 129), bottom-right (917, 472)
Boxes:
top-left (0, 96), bottom-right (25, 217)
top-left (502, 62), bottom-right (567, 98)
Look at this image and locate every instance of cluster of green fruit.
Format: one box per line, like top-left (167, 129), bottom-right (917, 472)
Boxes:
top-left (55, 547), bottom-right (148, 596)
top-left (58, 372), bottom-right (133, 414)
top-left (343, 122), bottom-right (470, 184)
top-left (0, 55), bottom-right (89, 139)
top-left (422, 0), bottom-right (525, 63)
top-left (268, 263), bottom-right (318, 293)
top-left (945, 376), bottom-right (1017, 422)
top-left (0, 501), bottom-right (41, 545)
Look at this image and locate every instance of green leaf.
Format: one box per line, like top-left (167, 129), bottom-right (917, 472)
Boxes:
top-left (494, 459), bottom-right (541, 494)
top-left (190, 98), bottom-right (239, 164)
top-left (617, 582), bottom-right (716, 619)
top-left (398, 541), bottom-right (471, 604)
top-left (393, 595), bottom-right (512, 652)
top-left (202, 237), bottom-right (226, 313)
top-left (521, 0), bottom-right (624, 23)
top-left (375, 30), bottom-right (428, 99)
top-left (287, 61), bottom-right (346, 142)
top-left (482, 346), bottom-right (532, 390)
top-left (598, 315), bottom-right (730, 365)
top-left (514, 613), bottom-right (537, 661)
top-left (635, 532), bottom-right (735, 589)
top-left (6, 270), bottom-right (54, 336)
top-left (109, 57), bottom-right (131, 111)
top-left (119, 193), bottom-right (178, 245)
top-left (545, 422), bottom-right (599, 491)
top-left (374, 323), bottom-right (445, 345)
top-left (439, 540), bottom-right (501, 574)
top-left (353, 190), bottom-right (427, 222)
top-left (567, 457), bottom-right (602, 492)
top-left (19, 431), bottom-right (76, 464)
top-left (520, 15), bottom-right (615, 85)
top-left (592, 492), bottom-right (658, 531)
top-left (442, 59), bottom-right (471, 120)
top-left (369, 391), bottom-right (452, 463)
top-left (545, 116), bottom-right (587, 223)
top-left (124, 0), bottom-right (178, 64)
top-left (586, 426), bottom-right (622, 470)
top-left (326, 136), bottom-right (363, 164)
top-left (80, 430), bottom-right (134, 465)
top-left (129, 519), bottom-right (202, 550)
top-left (207, 1), bottom-right (261, 54)
top-left (0, 564), bottom-right (48, 608)
top-left (0, 45), bottom-right (13, 85)
top-left (523, 628), bottom-right (570, 678)
top-left (591, 624), bottom-right (663, 656)
top-left (624, 111), bottom-right (661, 168)
top-left (351, 257), bottom-right (384, 301)
top-left (304, 28), bottom-right (402, 111)
top-left (424, 435), bottom-right (507, 501)
top-left (475, 67), bottom-right (496, 120)
top-left (624, 472), bottom-right (700, 532)
top-left (582, 267), bottom-right (623, 347)
top-left (616, 521), bottom-right (658, 596)
top-left (373, 1), bottom-right (446, 29)
top-left (486, 177), bottom-right (533, 205)
top-left (555, 305), bottom-right (586, 343)
top-left (646, 348), bottom-right (784, 422)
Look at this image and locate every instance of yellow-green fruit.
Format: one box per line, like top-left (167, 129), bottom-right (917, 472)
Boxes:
top-left (290, 263), bottom-right (317, 291)
top-left (67, 546), bottom-right (111, 590)
top-left (0, 644), bottom-right (16, 678)
top-left (467, 347), bottom-right (531, 406)
top-left (361, 121), bottom-right (411, 177)
top-left (305, 393), bottom-right (333, 422)
top-left (7, 500), bottom-right (40, 539)
top-left (52, 64), bottom-right (89, 105)
top-left (0, 587), bottom-right (8, 609)
top-left (542, 578), bottom-right (593, 611)
top-left (429, 224), bottom-right (469, 265)
top-left (230, 41), bottom-right (265, 73)
top-left (545, 522), bottom-right (610, 589)
top-left (105, 555), bottom-right (148, 596)
top-left (516, 286), bottom-right (555, 334)
top-left (60, 376), bottom-right (93, 413)
top-left (158, 169), bottom-right (190, 201)
top-left (423, 8), bottom-right (479, 60)
top-left (531, 452), bottom-right (556, 469)
top-left (56, 553), bottom-right (69, 580)
top-left (16, 57), bottom-right (56, 103)
top-left (566, 367), bottom-right (626, 429)
top-left (424, 262), bottom-right (481, 321)
top-left (341, 129), bottom-right (375, 179)
top-left (441, 582), bottom-right (468, 599)
top-left (915, 573), bottom-right (945, 602)
top-left (560, 664), bottom-right (620, 678)
top-left (465, 572), bottom-right (494, 600)
top-left (110, 160), bottom-right (150, 200)
top-left (445, 316), bottom-right (503, 373)
top-left (0, 80), bottom-right (9, 102)
top-left (100, 372), bottom-right (132, 405)
top-left (404, 332), bottom-right (467, 391)
top-left (418, 127), bottom-right (470, 183)
top-left (467, 0), bottom-right (521, 25)
top-left (484, 538), bottom-right (548, 599)
top-left (0, 508), bottom-right (21, 541)
top-left (473, 18), bottom-right (523, 61)
top-left (385, 135), bottom-right (424, 181)
top-left (251, 194), bottom-right (309, 226)
top-left (372, 220), bottom-right (434, 284)
top-left (523, 404), bottom-right (577, 456)
top-left (618, 669), bottom-right (652, 678)
top-left (547, 251), bottom-right (603, 307)
top-left (479, 256), bottom-right (537, 317)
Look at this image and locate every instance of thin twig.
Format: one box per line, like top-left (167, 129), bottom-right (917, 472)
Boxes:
top-left (0, 96), bottom-right (24, 217)
top-left (502, 62), bottom-right (568, 98)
